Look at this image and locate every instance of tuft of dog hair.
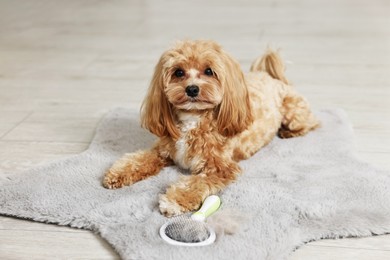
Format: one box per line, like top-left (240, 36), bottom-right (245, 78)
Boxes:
top-left (207, 208), bottom-right (251, 236)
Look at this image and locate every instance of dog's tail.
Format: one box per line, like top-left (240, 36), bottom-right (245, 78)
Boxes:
top-left (250, 48), bottom-right (289, 84)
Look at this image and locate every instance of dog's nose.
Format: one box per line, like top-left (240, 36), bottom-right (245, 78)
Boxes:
top-left (185, 85), bottom-right (199, 97)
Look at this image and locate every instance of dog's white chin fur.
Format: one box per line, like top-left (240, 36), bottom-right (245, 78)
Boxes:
top-left (174, 101), bottom-right (217, 111)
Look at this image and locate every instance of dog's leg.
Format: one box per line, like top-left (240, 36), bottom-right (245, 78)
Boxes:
top-left (278, 91), bottom-right (320, 138)
top-left (159, 158), bottom-right (240, 217)
top-left (103, 149), bottom-right (170, 189)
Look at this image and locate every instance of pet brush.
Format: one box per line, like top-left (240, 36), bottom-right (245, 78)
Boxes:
top-left (159, 195), bottom-right (221, 246)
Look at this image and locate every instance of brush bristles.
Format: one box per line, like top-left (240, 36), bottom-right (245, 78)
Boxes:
top-left (164, 217), bottom-right (210, 243)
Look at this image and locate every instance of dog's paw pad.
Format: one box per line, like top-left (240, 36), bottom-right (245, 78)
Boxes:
top-left (159, 195), bottom-right (184, 217)
top-left (102, 171), bottom-right (125, 189)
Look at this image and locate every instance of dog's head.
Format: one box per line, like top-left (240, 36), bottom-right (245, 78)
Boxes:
top-left (141, 40), bottom-right (253, 139)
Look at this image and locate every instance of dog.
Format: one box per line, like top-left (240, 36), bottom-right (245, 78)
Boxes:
top-left (103, 40), bottom-right (319, 217)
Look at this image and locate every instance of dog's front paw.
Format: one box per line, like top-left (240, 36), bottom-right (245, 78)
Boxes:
top-left (102, 169), bottom-right (131, 189)
top-left (159, 194), bottom-right (186, 217)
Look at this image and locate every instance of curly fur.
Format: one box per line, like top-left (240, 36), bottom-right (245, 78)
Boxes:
top-left (103, 40), bottom-right (319, 216)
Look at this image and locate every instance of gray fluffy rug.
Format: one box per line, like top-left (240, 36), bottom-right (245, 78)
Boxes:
top-left (1, 108), bottom-right (390, 260)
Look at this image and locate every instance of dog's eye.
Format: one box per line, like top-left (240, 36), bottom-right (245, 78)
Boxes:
top-left (174, 69), bottom-right (185, 78)
top-left (204, 68), bottom-right (213, 76)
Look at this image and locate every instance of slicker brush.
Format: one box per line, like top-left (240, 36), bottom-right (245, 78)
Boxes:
top-left (159, 195), bottom-right (221, 246)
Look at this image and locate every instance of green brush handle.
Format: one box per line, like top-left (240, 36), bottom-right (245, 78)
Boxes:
top-left (191, 195), bottom-right (221, 222)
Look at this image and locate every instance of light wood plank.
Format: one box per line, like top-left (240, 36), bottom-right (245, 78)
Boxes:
top-left (0, 229), bottom-right (119, 260)
top-left (291, 245), bottom-right (390, 260)
top-left (313, 235), bottom-right (390, 251)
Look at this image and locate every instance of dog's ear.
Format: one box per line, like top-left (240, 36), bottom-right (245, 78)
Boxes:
top-left (216, 51), bottom-right (253, 137)
top-left (141, 54), bottom-right (180, 139)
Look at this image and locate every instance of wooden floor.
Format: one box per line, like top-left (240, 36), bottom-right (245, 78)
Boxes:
top-left (0, 0), bottom-right (389, 259)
